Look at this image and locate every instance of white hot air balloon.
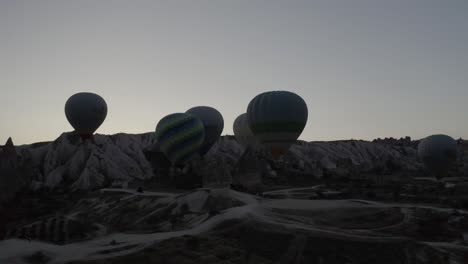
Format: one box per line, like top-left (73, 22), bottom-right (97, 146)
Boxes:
top-left (418, 134), bottom-right (458, 179)
top-left (233, 113), bottom-right (257, 148)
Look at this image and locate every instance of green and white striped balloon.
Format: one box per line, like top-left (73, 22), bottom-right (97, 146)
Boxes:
top-left (247, 91), bottom-right (308, 158)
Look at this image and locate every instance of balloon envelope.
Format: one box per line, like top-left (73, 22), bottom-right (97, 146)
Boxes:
top-left (65, 92), bottom-right (107, 138)
top-left (247, 91), bottom-right (308, 158)
top-left (186, 106), bottom-right (224, 155)
top-left (418, 134), bottom-right (457, 179)
top-left (156, 113), bottom-right (205, 165)
top-left (233, 113), bottom-right (257, 148)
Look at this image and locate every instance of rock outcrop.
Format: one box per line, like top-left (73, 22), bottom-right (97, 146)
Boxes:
top-left (8, 133), bottom-right (457, 191)
top-left (19, 133), bottom-right (155, 190)
top-left (0, 138), bottom-right (32, 202)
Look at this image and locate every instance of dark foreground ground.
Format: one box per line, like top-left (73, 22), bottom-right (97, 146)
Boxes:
top-left (2, 176), bottom-right (468, 264)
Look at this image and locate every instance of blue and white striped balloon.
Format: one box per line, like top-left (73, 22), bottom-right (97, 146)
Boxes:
top-left (156, 113), bottom-right (205, 165)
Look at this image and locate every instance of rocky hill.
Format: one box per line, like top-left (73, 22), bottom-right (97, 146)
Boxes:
top-left (1, 135), bottom-right (468, 264)
top-left (0, 132), bottom-right (446, 194)
top-left (18, 132), bottom-right (155, 190)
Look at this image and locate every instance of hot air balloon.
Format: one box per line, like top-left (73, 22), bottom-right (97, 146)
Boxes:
top-left (233, 113), bottom-right (257, 148)
top-left (247, 91), bottom-right (308, 159)
top-left (186, 106), bottom-right (224, 155)
top-left (156, 113), bottom-right (205, 165)
top-left (65, 92), bottom-right (107, 140)
top-left (418, 134), bottom-right (458, 179)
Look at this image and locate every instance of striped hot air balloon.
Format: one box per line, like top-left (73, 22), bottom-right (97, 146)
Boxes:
top-left (233, 113), bottom-right (257, 148)
top-left (156, 113), bottom-right (205, 165)
top-left (418, 134), bottom-right (458, 179)
top-left (247, 91), bottom-right (308, 159)
top-left (186, 106), bottom-right (224, 156)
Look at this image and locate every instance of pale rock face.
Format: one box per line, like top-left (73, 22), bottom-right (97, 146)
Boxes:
top-left (14, 133), bottom-right (426, 191)
top-left (21, 132), bottom-right (156, 190)
top-left (301, 141), bottom-right (422, 173)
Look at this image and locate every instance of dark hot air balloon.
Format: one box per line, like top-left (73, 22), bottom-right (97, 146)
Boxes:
top-left (186, 106), bottom-right (224, 155)
top-left (65, 92), bottom-right (107, 140)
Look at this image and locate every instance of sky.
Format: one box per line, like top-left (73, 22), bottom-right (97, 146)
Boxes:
top-left (1, 0), bottom-right (467, 144)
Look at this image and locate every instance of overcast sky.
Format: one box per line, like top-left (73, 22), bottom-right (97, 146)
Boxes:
top-left (1, 0), bottom-right (467, 144)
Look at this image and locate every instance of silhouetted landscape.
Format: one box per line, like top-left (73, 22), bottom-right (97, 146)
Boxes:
top-left (2, 1), bottom-right (468, 263)
top-left (1, 133), bottom-right (468, 263)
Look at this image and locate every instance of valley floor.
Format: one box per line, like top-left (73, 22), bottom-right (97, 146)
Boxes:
top-left (1, 186), bottom-right (468, 264)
